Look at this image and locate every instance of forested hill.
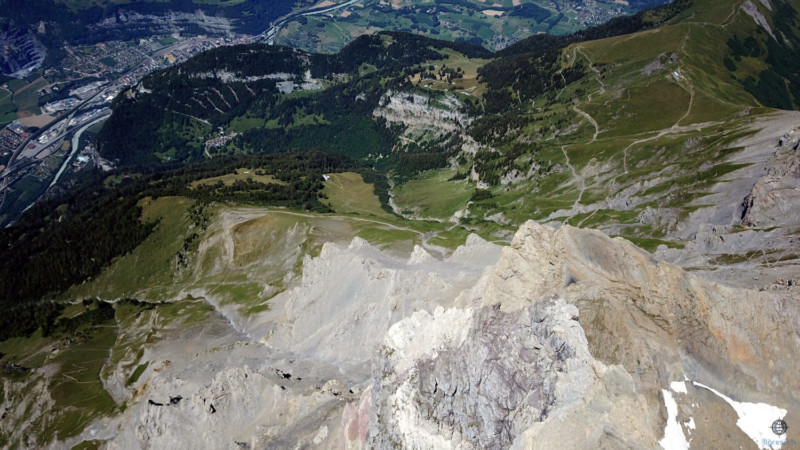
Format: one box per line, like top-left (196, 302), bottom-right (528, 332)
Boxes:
top-left (98, 6), bottom-right (701, 170)
top-left (0, 151), bottom-right (354, 340)
top-left (96, 32), bottom-right (490, 168)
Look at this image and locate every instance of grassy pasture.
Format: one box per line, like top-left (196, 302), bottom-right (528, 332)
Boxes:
top-left (408, 48), bottom-right (490, 97)
top-left (12, 77), bottom-right (48, 116)
top-left (190, 168), bottom-right (284, 188)
top-left (322, 172), bottom-right (394, 218)
top-left (392, 170), bottom-right (473, 220)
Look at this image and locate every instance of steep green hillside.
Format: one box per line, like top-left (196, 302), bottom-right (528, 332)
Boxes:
top-left (461, 0), bottom-right (800, 240)
top-left (97, 33), bottom-right (490, 168)
top-left (32, 0), bottom-right (800, 293)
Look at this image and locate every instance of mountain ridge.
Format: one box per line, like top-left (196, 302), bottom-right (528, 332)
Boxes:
top-left (2, 0), bottom-right (800, 447)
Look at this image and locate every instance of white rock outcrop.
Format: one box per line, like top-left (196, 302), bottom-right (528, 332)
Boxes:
top-left (374, 90), bottom-right (471, 134)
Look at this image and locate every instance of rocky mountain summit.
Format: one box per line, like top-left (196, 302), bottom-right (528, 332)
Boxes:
top-left (49, 217), bottom-right (796, 449)
top-left (348, 221), bottom-right (799, 448)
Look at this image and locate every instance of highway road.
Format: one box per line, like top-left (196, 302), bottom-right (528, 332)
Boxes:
top-left (260, 0), bottom-right (362, 44)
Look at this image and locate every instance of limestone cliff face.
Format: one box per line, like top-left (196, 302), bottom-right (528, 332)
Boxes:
top-left (373, 90), bottom-right (471, 135)
top-left (478, 222), bottom-right (800, 402)
top-left (741, 140), bottom-right (800, 228)
top-left (373, 90), bottom-right (484, 156)
top-left (347, 221), bottom-right (800, 449)
top-left (362, 299), bottom-right (656, 449)
top-left (93, 10), bottom-right (234, 35)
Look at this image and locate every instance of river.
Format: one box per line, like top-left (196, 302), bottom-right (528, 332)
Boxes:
top-left (47, 114), bottom-right (110, 190)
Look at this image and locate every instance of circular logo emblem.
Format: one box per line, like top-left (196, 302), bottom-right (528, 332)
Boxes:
top-left (771, 419), bottom-right (788, 436)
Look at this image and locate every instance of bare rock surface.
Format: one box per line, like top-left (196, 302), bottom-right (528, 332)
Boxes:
top-left (41, 219), bottom-right (798, 449)
top-left (373, 90), bottom-right (471, 135)
top-left (84, 231), bottom-right (503, 449)
top-left (366, 299), bottom-right (657, 449)
top-left (356, 221), bottom-right (799, 448)
top-left (662, 111), bottom-right (800, 287)
top-left (373, 89), bottom-right (488, 159)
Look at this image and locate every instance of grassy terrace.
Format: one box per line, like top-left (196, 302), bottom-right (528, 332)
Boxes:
top-left (407, 48), bottom-right (490, 97)
top-left (322, 172), bottom-right (395, 219)
top-left (392, 170), bottom-right (473, 220)
top-left (189, 168), bottom-right (285, 188)
top-left (64, 171), bottom-right (489, 306)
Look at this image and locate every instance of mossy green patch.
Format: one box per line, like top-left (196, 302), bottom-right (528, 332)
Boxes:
top-left (426, 226), bottom-right (473, 249)
top-left (6, 79), bottom-right (27, 91)
top-left (353, 223), bottom-right (418, 250)
top-left (126, 362), bottom-right (149, 386)
top-left (155, 298), bottom-right (216, 326)
top-left (71, 440), bottom-right (102, 450)
top-left (229, 116), bottom-right (265, 133)
top-left (0, 329), bottom-right (53, 368)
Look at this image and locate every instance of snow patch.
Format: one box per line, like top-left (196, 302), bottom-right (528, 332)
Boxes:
top-left (686, 417), bottom-right (696, 432)
top-left (693, 382), bottom-right (787, 450)
top-left (660, 389), bottom-right (690, 450)
top-left (670, 380), bottom-right (688, 394)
